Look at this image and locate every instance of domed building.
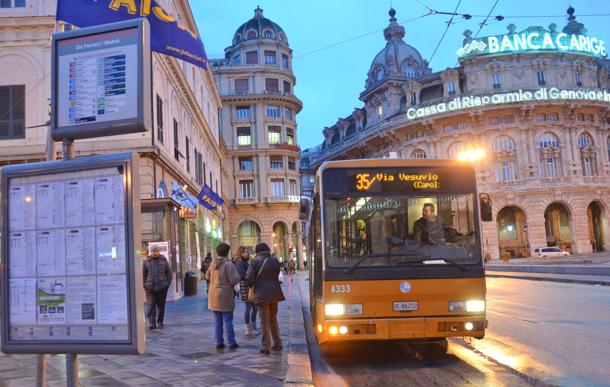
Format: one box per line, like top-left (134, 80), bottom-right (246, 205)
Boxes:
top-left (211, 7), bottom-right (304, 266)
top-left (302, 7), bottom-right (610, 260)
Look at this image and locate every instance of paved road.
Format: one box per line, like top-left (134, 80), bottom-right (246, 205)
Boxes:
top-left (301, 275), bottom-right (610, 386)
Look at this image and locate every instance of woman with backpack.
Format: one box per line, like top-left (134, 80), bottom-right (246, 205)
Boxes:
top-left (234, 246), bottom-right (259, 337)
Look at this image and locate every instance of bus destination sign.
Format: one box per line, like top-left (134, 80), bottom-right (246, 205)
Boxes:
top-left (355, 172), bottom-right (440, 192)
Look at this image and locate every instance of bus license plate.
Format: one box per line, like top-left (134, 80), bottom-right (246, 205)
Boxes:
top-left (393, 302), bottom-right (419, 312)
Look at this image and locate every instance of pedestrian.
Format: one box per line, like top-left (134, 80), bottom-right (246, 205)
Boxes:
top-left (201, 252), bottom-right (213, 294)
top-left (143, 246), bottom-right (172, 329)
top-left (246, 242), bottom-right (285, 354)
top-left (234, 246), bottom-right (260, 337)
top-left (205, 242), bottom-right (240, 350)
top-left (288, 259), bottom-right (295, 274)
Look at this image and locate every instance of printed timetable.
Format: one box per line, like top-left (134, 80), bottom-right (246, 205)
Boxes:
top-left (56, 29), bottom-right (138, 128)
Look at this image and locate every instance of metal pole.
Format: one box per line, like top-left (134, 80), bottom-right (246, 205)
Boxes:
top-left (62, 138), bottom-right (74, 160)
top-left (66, 353), bottom-right (79, 387)
top-left (36, 354), bottom-right (47, 387)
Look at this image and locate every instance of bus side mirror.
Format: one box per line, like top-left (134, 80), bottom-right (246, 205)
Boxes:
top-left (479, 193), bottom-right (492, 222)
top-left (299, 198), bottom-right (311, 220)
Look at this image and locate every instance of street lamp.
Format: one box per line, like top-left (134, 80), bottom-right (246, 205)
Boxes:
top-left (456, 147), bottom-right (486, 163)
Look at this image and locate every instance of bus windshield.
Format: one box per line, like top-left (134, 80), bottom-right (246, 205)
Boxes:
top-left (323, 194), bottom-right (481, 268)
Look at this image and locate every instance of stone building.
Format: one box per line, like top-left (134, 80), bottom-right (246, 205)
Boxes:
top-left (211, 7), bottom-right (304, 266)
top-left (0, 0), bottom-right (225, 299)
top-left (301, 7), bottom-right (610, 260)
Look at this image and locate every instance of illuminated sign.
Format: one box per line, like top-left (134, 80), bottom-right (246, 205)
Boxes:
top-left (457, 29), bottom-right (606, 59)
top-left (355, 173), bottom-right (440, 192)
top-left (407, 87), bottom-right (610, 120)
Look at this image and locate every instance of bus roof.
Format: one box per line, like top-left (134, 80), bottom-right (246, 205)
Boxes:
top-left (318, 158), bottom-right (474, 176)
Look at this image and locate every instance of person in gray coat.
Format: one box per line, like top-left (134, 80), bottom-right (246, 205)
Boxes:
top-left (143, 247), bottom-right (172, 329)
top-left (246, 242), bottom-right (285, 354)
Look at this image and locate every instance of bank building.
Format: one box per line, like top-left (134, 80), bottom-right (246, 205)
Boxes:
top-left (301, 7), bottom-right (610, 260)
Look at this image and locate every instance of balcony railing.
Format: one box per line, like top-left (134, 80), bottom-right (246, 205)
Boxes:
top-left (266, 195), bottom-right (300, 203)
top-left (237, 197), bottom-right (257, 204)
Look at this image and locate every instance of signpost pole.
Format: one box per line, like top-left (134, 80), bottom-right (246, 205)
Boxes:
top-left (66, 353), bottom-right (79, 387)
top-left (36, 354), bottom-right (47, 387)
top-left (62, 138), bottom-right (74, 160)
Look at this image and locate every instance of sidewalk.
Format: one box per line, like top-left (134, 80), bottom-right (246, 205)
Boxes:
top-left (485, 252), bottom-right (610, 276)
top-left (0, 277), bottom-right (313, 387)
top-left (486, 271), bottom-right (610, 286)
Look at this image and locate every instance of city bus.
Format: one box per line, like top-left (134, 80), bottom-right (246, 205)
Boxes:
top-left (307, 159), bottom-right (486, 344)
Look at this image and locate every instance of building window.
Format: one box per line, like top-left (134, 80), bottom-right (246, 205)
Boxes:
top-left (173, 119), bottom-right (180, 162)
top-left (236, 106), bottom-right (250, 119)
top-left (281, 54), bottom-right (289, 69)
top-left (548, 113), bottom-right (559, 122)
top-left (410, 91), bottom-right (417, 106)
top-left (239, 180), bottom-right (254, 198)
top-left (575, 72), bottom-right (582, 87)
top-left (246, 30), bottom-right (257, 39)
top-left (270, 156), bottom-right (284, 169)
top-left (266, 105), bottom-right (281, 118)
top-left (411, 149), bottom-right (427, 159)
top-left (538, 133), bottom-right (561, 178)
top-left (578, 132), bottom-right (597, 176)
top-left (405, 65), bottom-right (417, 78)
top-left (155, 94), bottom-right (164, 143)
top-left (232, 54), bottom-right (241, 65)
top-left (237, 127), bottom-right (251, 146)
top-left (239, 157), bottom-right (253, 171)
top-left (377, 104), bottom-right (383, 118)
top-left (283, 81), bottom-right (291, 94)
top-left (268, 126), bottom-right (281, 144)
top-left (185, 137), bottom-right (190, 172)
top-left (447, 81), bottom-right (456, 96)
top-left (194, 150), bottom-right (202, 184)
top-left (265, 78), bottom-right (279, 92)
top-left (0, 85), bottom-right (25, 139)
top-left (264, 50), bottom-right (276, 65)
top-left (537, 71), bottom-right (545, 86)
top-left (286, 128), bottom-right (295, 145)
top-left (1, 0), bottom-right (25, 8)
top-left (493, 136), bottom-right (518, 182)
top-left (284, 108), bottom-right (293, 120)
top-left (264, 30), bottom-right (274, 38)
top-left (271, 179), bottom-right (285, 196)
top-left (289, 179), bottom-right (298, 196)
top-left (492, 73), bottom-right (501, 89)
top-left (245, 50), bottom-right (258, 64)
top-left (235, 79), bottom-right (248, 94)
top-left (288, 157), bottom-right (296, 170)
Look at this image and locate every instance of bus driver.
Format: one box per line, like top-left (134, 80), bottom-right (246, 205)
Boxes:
top-left (413, 203), bottom-right (447, 246)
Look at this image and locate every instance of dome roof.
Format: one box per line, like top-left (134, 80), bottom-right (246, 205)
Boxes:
top-left (366, 9), bottom-right (430, 86)
top-left (232, 6), bottom-right (288, 45)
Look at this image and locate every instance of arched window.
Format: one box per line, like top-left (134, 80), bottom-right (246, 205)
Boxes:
top-left (411, 149), bottom-right (427, 159)
top-left (375, 67), bottom-right (384, 81)
top-left (447, 142), bottom-right (464, 159)
top-left (405, 65), bottom-right (417, 78)
top-left (263, 30), bottom-right (274, 38)
top-left (578, 131), bottom-right (597, 176)
top-left (330, 133), bottom-right (340, 147)
top-left (538, 133), bottom-right (561, 178)
top-left (345, 123), bottom-right (356, 139)
top-left (235, 34), bottom-right (242, 43)
top-left (399, 95), bottom-right (407, 110)
top-left (377, 104), bottom-right (383, 118)
top-left (278, 32), bottom-right (286, 42)
top-left (493, 136), bottom-right (518, 182)
top-left (246, 30), bottom-right (257, 39)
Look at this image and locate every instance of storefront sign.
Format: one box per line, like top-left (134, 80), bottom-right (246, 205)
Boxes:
top-left (407, 87), bottom-right (610, 120)
top-left (457, 29), bottom-right (606, 59)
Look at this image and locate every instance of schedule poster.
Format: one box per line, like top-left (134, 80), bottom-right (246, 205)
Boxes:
top-left (56, 29), bottom-right (138, 128)
top-left (5, 167), bottom-right (130, 343)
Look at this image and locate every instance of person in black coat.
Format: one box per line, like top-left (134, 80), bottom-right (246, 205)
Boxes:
top-left (245, 242), bottom-right (285, 354)
top-left (234, 246), bottom-right (259, 336)
top-left (143, 247), bottom-right (172, 329)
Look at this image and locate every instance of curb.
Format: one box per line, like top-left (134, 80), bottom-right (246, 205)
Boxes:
top-left (486, 272), bottom-right (610, 286)
top-left (284, 274), bottom-right (314, 386)
top-left (485, 264), bottom-right (610, 276)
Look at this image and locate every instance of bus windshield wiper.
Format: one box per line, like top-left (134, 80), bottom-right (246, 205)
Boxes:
top-left (343, 252), bottom-right (430, 274)
top-left (343, 253), bottom-right (472, 274)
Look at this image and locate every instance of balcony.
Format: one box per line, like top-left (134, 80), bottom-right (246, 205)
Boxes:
top-left (274, 142), bottom-right (301, 153)
top-left (236, 197), bottom-right (257, 204)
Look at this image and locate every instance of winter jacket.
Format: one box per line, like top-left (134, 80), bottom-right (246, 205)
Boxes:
top-left (205, 256), bottom-right (240, 312)
top-left (143, 255), bottom-right (172, 292)
top-left (234, 257), bottom-right (249, 280)
top-left (245, 253), bottom-right (285, 305)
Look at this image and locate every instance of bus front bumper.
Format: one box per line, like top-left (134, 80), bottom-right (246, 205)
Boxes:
top-left (317, 316), bottom-right (486, 343)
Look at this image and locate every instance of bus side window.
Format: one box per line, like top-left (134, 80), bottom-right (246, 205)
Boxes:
top-left (313, 194), bottom-right (323, 298)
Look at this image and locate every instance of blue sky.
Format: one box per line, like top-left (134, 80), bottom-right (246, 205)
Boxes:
top-left (191, 0), bottom-right (610, 150)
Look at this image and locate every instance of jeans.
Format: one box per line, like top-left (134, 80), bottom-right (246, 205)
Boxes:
top-left (258, 302), bottom-right (281, 350)
top-left (244, 301), bottom-right (257, 324)
top-left (213, 311), bottom-right (236, 346)
top-left (145, 287), bottom-right (169, 326)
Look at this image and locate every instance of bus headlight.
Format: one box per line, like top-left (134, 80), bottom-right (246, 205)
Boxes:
top-left (466, 300), bottom-right (485, 312)
top-left (324, 304), bottom-right (362, 316)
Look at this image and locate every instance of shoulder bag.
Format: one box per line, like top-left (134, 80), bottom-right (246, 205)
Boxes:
top-left (247, 258), bottom-right (268, 303)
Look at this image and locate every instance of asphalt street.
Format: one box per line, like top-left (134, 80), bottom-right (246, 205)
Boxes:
top-left (303, 276), bottom-right (610, 386)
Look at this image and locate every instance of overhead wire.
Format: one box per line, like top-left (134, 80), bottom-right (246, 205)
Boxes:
top-left (427, 0), bottom-right (462, 66)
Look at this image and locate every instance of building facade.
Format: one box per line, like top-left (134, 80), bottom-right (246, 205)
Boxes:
top-left (0, 0), bottom-right (225, 299)
top-left (211, 7), bottom-right (304, 266)
top-left (301, 7), bottom-right (610, 260)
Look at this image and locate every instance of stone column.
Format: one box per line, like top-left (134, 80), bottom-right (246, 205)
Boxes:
top-left (528, 214), bottom-right (548, 256)
top-left (296, 227), bottom-right (304, 270)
